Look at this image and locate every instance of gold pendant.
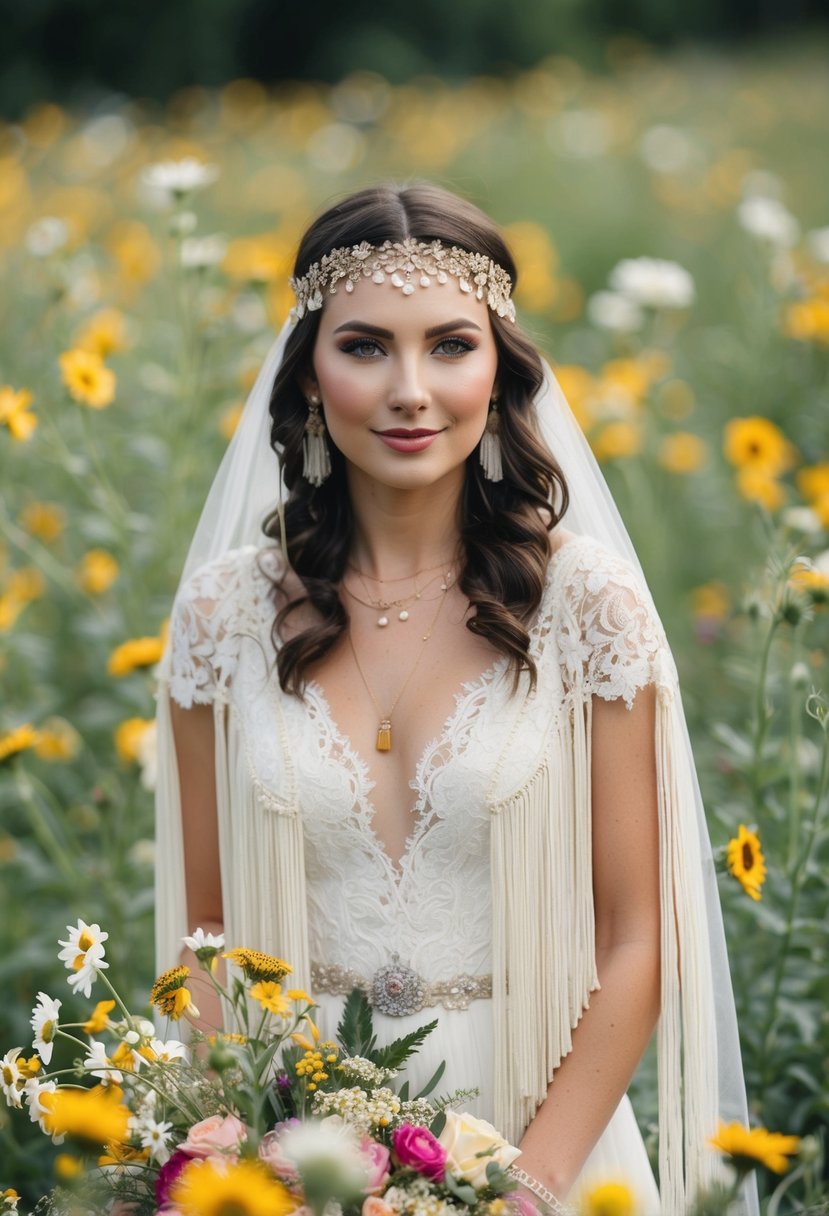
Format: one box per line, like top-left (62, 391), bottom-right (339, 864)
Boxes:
top-left (376, 719), bottom-right (392, 752)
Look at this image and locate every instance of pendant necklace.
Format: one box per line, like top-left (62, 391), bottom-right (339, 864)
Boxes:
top-left (342, 567), bottom-right (455, 628)
top-left (346, 576), bottom-right (451, 752)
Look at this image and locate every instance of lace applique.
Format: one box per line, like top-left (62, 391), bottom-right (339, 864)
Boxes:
top-left (551, 537), bottom-right (676, 709)
top-left (167, 546), bottom-right (281, 708)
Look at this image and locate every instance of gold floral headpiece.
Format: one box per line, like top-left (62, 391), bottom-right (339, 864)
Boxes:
top-left (289, 237), bottom-right (516, 323)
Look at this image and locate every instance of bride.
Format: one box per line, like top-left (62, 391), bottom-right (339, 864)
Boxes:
top-left (155, 182), bottom-right (755, 1215)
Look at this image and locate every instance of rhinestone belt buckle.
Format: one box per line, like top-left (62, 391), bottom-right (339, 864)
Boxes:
top-left (369, 952), bottom-right (426, 1017)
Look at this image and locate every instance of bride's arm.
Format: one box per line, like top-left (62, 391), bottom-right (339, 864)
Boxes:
top-left (170, 699), bottom-right (226, 1036)
top-left (516, 683), bottom-right (661, 1201)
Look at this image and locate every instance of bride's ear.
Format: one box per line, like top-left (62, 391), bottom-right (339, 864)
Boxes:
top-left (298, 371), bottom-right (319, 402)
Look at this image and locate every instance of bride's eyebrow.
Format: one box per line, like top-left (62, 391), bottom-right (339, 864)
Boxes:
top-left (332, 318), bottom-right (482, 337)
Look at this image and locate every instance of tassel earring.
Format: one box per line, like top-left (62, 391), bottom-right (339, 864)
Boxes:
top-left (480, 399), bottom-right (504, 482)
top-left (302, 394), bottom-right (331, 486)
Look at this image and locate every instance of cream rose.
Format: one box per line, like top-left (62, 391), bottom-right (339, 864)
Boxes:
top-left (437, 1111), bottom-right (521, 1190)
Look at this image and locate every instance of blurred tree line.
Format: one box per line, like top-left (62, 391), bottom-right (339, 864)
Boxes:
top-left (1, 0), bottom-right (827, 117)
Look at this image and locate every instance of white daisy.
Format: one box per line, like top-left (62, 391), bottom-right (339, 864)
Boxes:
top-left (0, 1048), bottom-right (23, 1108)
top-left (30, 992), bottom-right (62, 1065)
top-left (83, 1039), bottom-right (123, 1085)
top-left (586, 290), bottom-right (644, 333)
top-left (180, 235), bottom-right (227, 270)
top-left (183, 927), bottom-right (225, 953)
top-left (149, 1038), bottom-right (189, 1064)
top-left (138, 1116), bottom-right (174, 1164)
top-left (57, 920), bottom-right (109, 999)
top-left (737, 195), bottom-right (799, 248)
top-left (25, 216), bottom-right (69, 257)
top-left (23, 1077), bottom-right (63, 1140)
top-left (806, 226), bottom-right (829, 264)
top-left (141, 157), bottom-right (219, 207)
top-left (609, 257), bottom-right (695, 309)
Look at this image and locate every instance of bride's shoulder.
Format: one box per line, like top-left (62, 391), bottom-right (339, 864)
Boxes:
top-left (173, 544), bottom-right (285, 623)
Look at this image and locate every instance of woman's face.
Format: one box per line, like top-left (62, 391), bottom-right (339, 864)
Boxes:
top-left (304, 274), bottom-right (500, 495)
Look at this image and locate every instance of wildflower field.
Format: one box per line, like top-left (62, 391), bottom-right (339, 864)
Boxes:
top-left (1, 40), bottom-right (828, 1209)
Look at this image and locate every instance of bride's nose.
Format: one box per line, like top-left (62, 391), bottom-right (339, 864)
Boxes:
top-left (388, 356), bottom-right (430, 414)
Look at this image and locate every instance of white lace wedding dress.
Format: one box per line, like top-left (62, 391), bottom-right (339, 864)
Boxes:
top-left (160, 533), bottom-right (687, 1213)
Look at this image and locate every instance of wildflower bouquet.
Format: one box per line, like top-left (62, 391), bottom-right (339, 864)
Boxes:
top-left (2, 922), bottom-right (527, 1216)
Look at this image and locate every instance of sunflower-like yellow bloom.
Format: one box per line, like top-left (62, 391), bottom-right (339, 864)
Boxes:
top-left (75, 308), bottom-right (128, 357)
top-left (249, 981), bottom-right (291, 1016)
top-left (783, 296), bottom-right (829, 346)
top-left (0, 386), bottom-right (37, 441)
top-left (172, 1157), bottom-right (296, 1216)
top-left (41, 1085), bottom-right (131, 1146)
top-left (150, 965), bottom-right (198, 1019)
top-left (107, 636), bottom-right (164, 676)
top-left (18, 501), bottom-right (65, 542)
top-left (114, 717), bottom-right (154, 763)
top-left (709, 1121), bottom-right (800, 1174)
top-left (726, 825), bottom-right (767, 901)
top-left (59, 349), bottom-right (116, 409)
top-left (582, 1181), bottom-right (636, 1216)
top-left (658, 432), bottom-right (708, 475)
top-left (223, 947), bottom-right (292, 983)
top-left (591, 421), bottom-right (642, 463)
top-left (77, 549), bottom-right (119, 595)
top-left (723, 417), bottom-right (795, 475)
top-left (0, 723), bottom-right (42, 764)
top-left (735, 466), bottom-right (785, 512)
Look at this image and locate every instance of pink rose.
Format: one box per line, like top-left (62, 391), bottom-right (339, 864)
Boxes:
top-left (361, 1136), bottom-right (391, 1192)
top-left (362, 1199), bottom-right (395, 1216)
top-left (391, 1124), bottom-right (447, 1182)
top-left (259, 1123), bottom-right (301, 1181)
top-left (181, 1113), bottom-right (248, 1158)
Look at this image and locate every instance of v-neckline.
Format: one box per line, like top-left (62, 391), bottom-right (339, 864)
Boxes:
top-left (304, 651), bottom-right (509, 882)
top-left (294, 537), bottom-right (577, 883)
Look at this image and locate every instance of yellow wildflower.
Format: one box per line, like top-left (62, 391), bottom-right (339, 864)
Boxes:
top-left (797, 463), bottom-right (829, 504)
top-left (83, 999), bottom-right (116, 1035)
top-left (76, 549), bottom-right (119, 595)
top-left (114, 717), bottom-right (154, 763)
top-left (18, 1055), bottom-right (42, 1079)
top-left (18, 501), bottom-right (65, 542)
top-left (59, 349), bottom-right (116, 409)
top-left (150, 965), bottom-right (198, 1020)
top-left (172, 1157), bottom-right (296, 1216)
top-left (503, 220), bottom-right (559, 313)
top-left (554, 364), bottom-right (595, 431)
top-left (0, 386), bottom-right (37, 441)
top-left (782, 296), bottom-right (829, 345)
top-left (0, 724), bottom-right (42, 764)
top-left (723, 417), bottom-right (795, 475)
top-left (54, 1155), bottom-right (84, 1180)
top-left (34, 717), bottom-right (81, 761)
top-left (601, 356), bottom-right (657, 404)
top-left (42, 1085), bottom-right (131, 1146)
top-left (223, 947), bottom-right (292, 983)
top-left (582, 1181), bottom-right (635, 1216)
top-left (75, 308), bottom-right (127, 357)
top-left (106, 220), bottom-right (161, 284)
top-left (107, 636), bottom-right (164, 676)
top-left (790, 562), bottom-right (829, 605)
top-left (726, 825), bottom-right (767, 901)
top-left (286, 988), bottom-right (313, 1003)
top-left (709, 1121), bottom-right (800, 1174)
top-left (250, 981), bottom-right (291, 1016)
top-left (658, 432), bottom-right (708, 475)
top-left (223, 234), bottom-right (290, 282)
top-left (109, 1041), bottom-right (138, 1073)
top-left (591, 421), bottom-right (642, 462)
top-left (691, 582), bottom-right (730, 624)
top-left (735, 466), bottom-right (785, 512)
top-left (98, 1142), bottom-right (151, 1168)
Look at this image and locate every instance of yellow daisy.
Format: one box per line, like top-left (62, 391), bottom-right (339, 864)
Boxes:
top-left (658, 432), bottom-right (708, 475)
top-left (726, 825), bottom-right (767, 900)
top-left (709, 1121), bottom-right (800, 1174)
top-left (0, 386), bottom-right (37, 441)
top-left (41, 1085), bottom-right (131, 1146)
top-left (107, 635), bottom-right (164, 676)
top-left (172, 1157), bottom-right (296, 1216)
top-left (582, 1181), bottom-right (635, 1216)
top-left (0, 724), bottom-right (42, 765)
top-left (723, 416), bottom-right (795, 474)
top-left (249, 981), bottom-right (291, 1016)
top-left (59, 349), bottom-right (116, 409)
top-left (77, 549), bottom-right (119, 595)
top-left (83, 999), bottom-right (116, 1035)
top-left (150, 965), bottom-right (198, 1020)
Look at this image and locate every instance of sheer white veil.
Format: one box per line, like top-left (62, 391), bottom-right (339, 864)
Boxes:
top-left (162, 311), bottom-right (756, 1215)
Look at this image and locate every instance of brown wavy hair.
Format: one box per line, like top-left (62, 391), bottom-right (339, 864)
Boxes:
top-left (264, 182), bottom-right (569, 694)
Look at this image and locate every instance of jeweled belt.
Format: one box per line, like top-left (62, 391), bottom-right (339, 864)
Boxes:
top-left (311, 953), bottom-right (492, 1017)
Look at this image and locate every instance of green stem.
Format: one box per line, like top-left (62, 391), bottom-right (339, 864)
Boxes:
top-left (14, 769), bottom-right (80, 883)
top-left (787, 626), bottom-right (804, 868)
top-left (750, 611), bottom-right (778, 816)
top-left (96, 969), bottom-right (135, 1025)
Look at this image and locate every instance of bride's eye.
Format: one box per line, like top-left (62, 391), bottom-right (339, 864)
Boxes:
top-left (434, 337), bottom-right (476, 358)
top-left (340, 338), bottom-right (385, 358)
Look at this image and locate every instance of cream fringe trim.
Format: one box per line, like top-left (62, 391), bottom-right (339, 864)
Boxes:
top-left (490, 690), bottom-right (720, 1214)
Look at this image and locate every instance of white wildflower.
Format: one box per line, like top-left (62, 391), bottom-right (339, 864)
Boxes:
top-left (638, 124), bottom-right (696, 174)
top-left (183, 927), bottom-right (225, 953)
top-left (25, 217), bottom-right (69, 257)
top-left (338, 1056), bottom-right (396, 1086)
top-left (138, 1116), bottom-right (174, 1164)
top-left (23, 1077), bottom-right (62, 1139)
top-left (57, 920), bottom-right (109, 999)
top-left (737, 196), bottom-right (799, 248)
top-left (149, 1038), bottom-right (189, 1063)
top-left (180, 234), bottom-right (227, 269)
top-left (0, 1048), bottom-right (24, 1108)
top-left (586, 290), bottom-right (644, 332)
top-left (141, 157), bottom-right (219, 207)
top-left (609, 257), bottom-right (695, 309)
top-left (782, 506), bottom-right (822, 534)
top-left (30, 992), bottom-right (62, 1065)
top-left (277, 1117), bottom-right (369, 1193)
top-left (83, 1039), bottom-right (123, 1084)
top-left (806, 226), bottom-right (829, 264)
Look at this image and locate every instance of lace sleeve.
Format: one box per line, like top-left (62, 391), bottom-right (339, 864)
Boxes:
top-left (556, 538), bottom-right (677, 709)
top-left (167, 545), bottom-right (265, 709)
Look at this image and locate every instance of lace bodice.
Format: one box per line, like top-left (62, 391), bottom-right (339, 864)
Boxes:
top-left (168, 535), bottom-right (675, 982)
